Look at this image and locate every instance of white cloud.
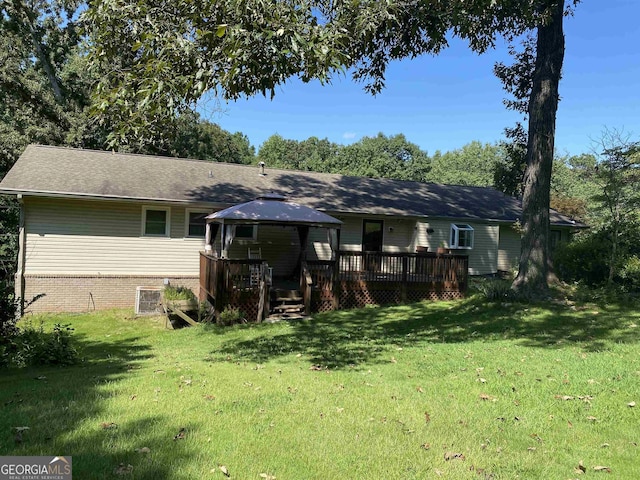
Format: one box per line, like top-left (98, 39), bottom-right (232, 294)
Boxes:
top-left (342, 131), bottom-right (357, 140)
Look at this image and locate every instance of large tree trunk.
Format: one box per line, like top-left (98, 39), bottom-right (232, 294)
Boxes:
top-left (512, 1), bottom-right (565, 293)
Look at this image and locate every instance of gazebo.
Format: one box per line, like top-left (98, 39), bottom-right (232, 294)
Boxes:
top-left (199, 194), bottom-right (342, 320)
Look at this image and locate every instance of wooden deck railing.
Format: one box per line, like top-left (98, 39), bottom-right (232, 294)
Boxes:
top-left (199, 254), bottom-right (269, 321)
top-left (201, 250), bottom-right (469, 317)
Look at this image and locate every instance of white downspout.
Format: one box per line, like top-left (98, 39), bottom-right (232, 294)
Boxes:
top-left (15, 194), bottom-right (26, 316)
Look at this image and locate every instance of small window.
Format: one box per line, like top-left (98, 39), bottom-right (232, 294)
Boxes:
top-left (235, 225), bottom-right (257, 240)
top-left (143, 207), bottom-right (170, 236)
top-left (186, 210), bottom-right (208, 238)
top-left (450, 223), bottom-right (474, 249)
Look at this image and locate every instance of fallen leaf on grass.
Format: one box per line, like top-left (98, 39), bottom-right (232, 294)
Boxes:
top-left (586, 416), bottom-right (598, 422)
top-left (555, 395), bottom-right (574, 401)
top-left (593, 465), bottom-right (611, 473)
top-left (601, 443), bottom-right (609, 448)
top-left (35, 376), bottom-right (47, 380)
top-left (416, 386), bottom-right (424, 393)
top-left (444, 452), bottom-right (465, 461)
top-left (135, 447), bottom-right (151, 454)
top-left (420, 443), bottom-right (431, 450)
top-left (628, 401), bottom-right (636, 408)
top-left (114, 463), bottom-right (133, 475)
top-left (13, 426), bottom-right (30, 432)
top-left (574, 460), bottom-right (586, 474)
top-left (173, 428), bottom-right (186, 440)
top-left (204, 394), bottom-right (216, 400)
top-left (390, 357), bottom-right (397, 363)
top-left (527, 447), bottom-right (536, 452)
top-left (100, 422), bottom-right (118, 430)
top-left (424, 412), bottom-right (431, 423)
top-left (435, 469), bottom-right (443, 477)
top-left (529, 433), bottom-right (543, 443)
top-left (479, 393), bottom-right (496, 401)
top-left (259, 474), bottom-right (276, 480)
top-left (309, 365), bottom-right (324, 371)
top-left (219, 464), bottom-right (230, 476)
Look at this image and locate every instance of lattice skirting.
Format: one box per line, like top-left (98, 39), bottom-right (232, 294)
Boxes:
top-left (337, 281), bottom-right (464, 310)
top-left (226, 289), bottom-right (262, 322)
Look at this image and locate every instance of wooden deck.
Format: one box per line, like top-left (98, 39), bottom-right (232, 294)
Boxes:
top-left (199, 251), bottom-right (469, 322)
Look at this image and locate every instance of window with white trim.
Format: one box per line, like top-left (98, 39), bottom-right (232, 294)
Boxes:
top-left (185, 209), bottom-right (208, 238)
top-left (235, 225), bottom-right (258, 241)
top-left (142, 206), bottom-right (170, 236)
top-left (450, 223), bottom-right (474, 249)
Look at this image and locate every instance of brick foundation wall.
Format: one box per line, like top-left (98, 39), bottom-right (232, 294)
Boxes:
top-left (23, 275), bottom-right (199, 313)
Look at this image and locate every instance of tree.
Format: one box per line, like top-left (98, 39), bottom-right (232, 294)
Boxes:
top-left (257, 135), bottom-right (338, 171)
top-left (0, 0), bottom-right (95, 290)
top-left (425, 141), bottom-right (501, 187)
top-left (85, 0), bottom-right (578, 294)
top-left (589, 132), bottom-right (640, 284)
top-left (256, 133), bottom-right (429, 180)
top-left (170, 111), bottom-right (255, 164)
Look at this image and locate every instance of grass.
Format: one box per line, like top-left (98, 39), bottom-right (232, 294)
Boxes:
top-left (1, 296), bottom-right (639, 479)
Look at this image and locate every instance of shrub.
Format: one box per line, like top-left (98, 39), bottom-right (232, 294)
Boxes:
top-left (618, 255), bottom-right (640, 292)
top-left (554, 233), bottom-right (610, 286)
top-left (1, 281), bottom-right (76, 368)
top-left (217, 307), bottom-right (245, 326)
top-left (15, 321), bottom-right (78, 366)
top-left (163, 285), bottom-right (197, 302)
top-left (475, 278), bottom-right (515, 302)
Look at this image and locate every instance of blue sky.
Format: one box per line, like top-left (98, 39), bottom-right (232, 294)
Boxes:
top-left (204, 1), bottom-right (640, 157)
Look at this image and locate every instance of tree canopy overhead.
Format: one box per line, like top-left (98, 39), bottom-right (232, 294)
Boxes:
top-left (84, 0), bottom-right (554, 146)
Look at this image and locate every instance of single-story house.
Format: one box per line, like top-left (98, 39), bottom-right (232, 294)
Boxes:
top-left (0, 145), bottom-right (585, 313)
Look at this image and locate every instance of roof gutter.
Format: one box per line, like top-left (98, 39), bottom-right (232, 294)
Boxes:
top-left (0, 188), bottom-right (229, 209)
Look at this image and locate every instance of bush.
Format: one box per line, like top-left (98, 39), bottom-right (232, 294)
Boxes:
top-left (216, 307), bottom-right (245, 326)
top-left (1, 281), bottom-right (76, 368)
top-left (475, 278), bottom-right (515, 302)
top-left (618, 255), bottom-right (640, 292)
top-left (554, 233), bottom-right (610, 286)
top-left (163, 285), bottom-right (197, 301)
top-left (14, 321), bottom-right (78, 367)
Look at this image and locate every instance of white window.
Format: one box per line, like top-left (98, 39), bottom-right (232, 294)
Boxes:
top-left (185, 209), bottom-right (209, 238)
top-left (450, 223), bottom-right (474, 249)
top-left (142, 206), bottom-right (170, 237)
top-left (235, 225), bottom-right (258, 241)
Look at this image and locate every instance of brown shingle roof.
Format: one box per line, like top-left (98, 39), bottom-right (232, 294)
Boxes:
top-left (0, 145), bottom-right (584, 226)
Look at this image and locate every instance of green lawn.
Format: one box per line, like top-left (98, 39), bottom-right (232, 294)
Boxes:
top-left (1, 296), bottom-right (639, 479)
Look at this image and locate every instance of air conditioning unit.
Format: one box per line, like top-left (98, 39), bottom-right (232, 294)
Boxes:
top-left (135, 286), bottom-right (163, 315)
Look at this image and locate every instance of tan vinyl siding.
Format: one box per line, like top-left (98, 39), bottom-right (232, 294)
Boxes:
top-left (498, 225), bottom-right (521, 272)
top-left (309, 228), bottom-right (333, 260)
top-left (414, 220), bottom-right (498, 275)
top-left (338, 216), bottom-right (364, 252)
top-left (382, 218), bottom-right (414, 253)
top-left (467, 223), bottom-right (499, 275)
top-left (24, 198), bottom-right (205, 275)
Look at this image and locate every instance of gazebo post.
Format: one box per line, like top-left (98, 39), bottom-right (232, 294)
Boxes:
top-left (204, 222), bottom-right (213, 253)
top-left (332, 228), bottom-right (341, 310)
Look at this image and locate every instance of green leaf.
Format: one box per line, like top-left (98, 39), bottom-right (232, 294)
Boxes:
top-left (216, 25), bottom-right (227, 38)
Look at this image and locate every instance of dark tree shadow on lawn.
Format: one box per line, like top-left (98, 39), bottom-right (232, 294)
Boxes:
top-left (210, 298), bottom-right (640, 369)
top-left (0, 334), bottom-right (199, 479)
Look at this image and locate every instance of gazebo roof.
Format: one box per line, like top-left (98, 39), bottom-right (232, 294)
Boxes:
top-left (205, 194), bottom-right (342, 228)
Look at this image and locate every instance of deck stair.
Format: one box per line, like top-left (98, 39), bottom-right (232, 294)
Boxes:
top-left (270, 288), bottom-right (305, 314)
